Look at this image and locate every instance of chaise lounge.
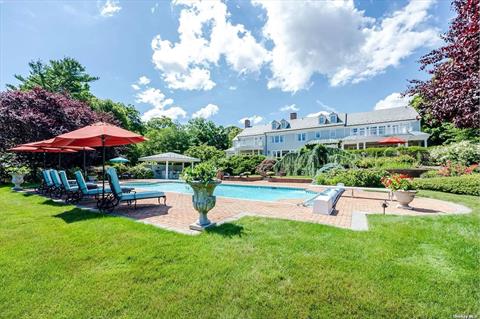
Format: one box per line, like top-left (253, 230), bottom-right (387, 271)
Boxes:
top-left (102, 167), bottom-right (166, 212)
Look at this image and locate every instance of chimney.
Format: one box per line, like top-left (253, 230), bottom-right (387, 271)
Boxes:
top-left (290, 112), bottom-right (297, 120)
top-left (244, 119), bottom-right (251, 128)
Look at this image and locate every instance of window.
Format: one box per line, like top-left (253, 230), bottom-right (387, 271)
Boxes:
top-left (370, 126), bottom-right (377, 136)
top-left (351, 128), bottom-right (358, 136)
top-left (271, 135), bottom-right (284, 144)
top-left (378, 126), bottom-right (385, 135)
top-left (271, 120), bottom-right (279, 130)
top-left (280, 119), bottom-right (290, 129)
top-left (359, 128), bottom-right (365, 136)
top-left (319, 115), bottom-right (326, 124)
top-left (392, 125), bottom-right (399, 134)
top-left (297, 133), bottom-right (306, 141)
top-left (329, 113), bottom-right (337, 123)
top-left (315, 131), bottom-right (321, 139)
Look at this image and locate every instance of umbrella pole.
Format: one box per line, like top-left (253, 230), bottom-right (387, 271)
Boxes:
top-left (83, 148), bottom-right (86, 175)
top-left (102, 136), bottom-right (106, 200)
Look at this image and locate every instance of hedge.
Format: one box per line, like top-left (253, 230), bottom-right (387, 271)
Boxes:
top-left (413, 175), bottom-right (480, 196)
top-left (315, 168), bottom-right (388, 187)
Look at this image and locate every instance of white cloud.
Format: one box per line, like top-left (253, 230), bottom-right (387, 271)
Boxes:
top-left (239, 115), bottom-right (263, 125)
top-left (316, 100), bottom-right (337, 113)
top-left (136, 87), bottom-right (187, 121)
top-left (143, 106), bottom-right (187, 121)
top-left (254, 0), bottom-right (438, 91)
top-left (100, 0), bottom-right (121, 17)
top-left (306, 111), bottom-right (330, 118)
top-left (374, 92), bottom-right (412, 110)
top-left (192, 103), bottom-right (219, 119)
top-left (151, 0), bottom-right (269, 90)
top-left (228, 86), bottom-right (237, 90)
top-left (138, 76), bottom-right (151, 85)
top-left (280, 104), bottom-right (299, 112)
top-left (131, 84), bottom-right (141, 91)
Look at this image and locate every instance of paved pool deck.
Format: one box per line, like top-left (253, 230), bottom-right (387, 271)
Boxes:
top-left (42, 179), bottom-right (471, 235)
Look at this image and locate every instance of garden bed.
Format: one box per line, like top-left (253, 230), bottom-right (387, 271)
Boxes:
top-left (223, 175), bottom-right (263, 182)
top-left (268, 176), bottom-right (312, 183)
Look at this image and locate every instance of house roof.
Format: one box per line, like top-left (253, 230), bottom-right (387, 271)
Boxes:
top-left (237, 106), bottom-right (419, 137)
top-left (139, 152), bottom-right (200, 163)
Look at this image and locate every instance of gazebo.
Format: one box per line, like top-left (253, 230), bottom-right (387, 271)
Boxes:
top-left (138, 152), bottom-right (200, 179)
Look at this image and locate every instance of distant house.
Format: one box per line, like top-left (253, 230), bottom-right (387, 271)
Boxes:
top-left (227, 106), bottom-right (429, 158)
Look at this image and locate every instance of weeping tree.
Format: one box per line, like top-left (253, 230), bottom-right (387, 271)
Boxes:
top-left (273, 145), bottom-right (358, 176)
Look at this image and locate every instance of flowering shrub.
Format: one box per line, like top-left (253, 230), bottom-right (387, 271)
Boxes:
top-left (429, 141), bottom-right (480, 165)
top-left (381, 174), bottom-right (415, 191)
top-left (438, 161), bottom-right (479, 177)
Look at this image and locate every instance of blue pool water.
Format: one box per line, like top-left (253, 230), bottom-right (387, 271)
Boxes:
top-left (123, 182), bottom-right (318, 202)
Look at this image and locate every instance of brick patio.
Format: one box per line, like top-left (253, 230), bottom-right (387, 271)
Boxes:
top-left (64, 180), bottom-right (471, 235)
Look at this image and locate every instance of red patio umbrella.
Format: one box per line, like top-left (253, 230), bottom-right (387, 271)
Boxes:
top-left (49, 122), bottom-right (147, 202)
top-left (23, 138), bottom-right (95, 173)
top-left (378, 137), bottom-right (407, 145)
top-left (9, 146), bottom-right (77, 168)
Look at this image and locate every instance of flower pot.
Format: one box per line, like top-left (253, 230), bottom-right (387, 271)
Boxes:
top-left (11, 174), bottom-right (25, 191)
top-left (394, 190), bottom-right (417, 210)
top-left (188, 180), bottom-right (221, 230)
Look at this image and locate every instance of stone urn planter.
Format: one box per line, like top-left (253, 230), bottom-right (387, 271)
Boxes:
top-left (188, 180), bottom-right (221, 230)
top-left (394, 190), bottom-right (417, 210)
top-left (11, 173), bottom-right (25, 191)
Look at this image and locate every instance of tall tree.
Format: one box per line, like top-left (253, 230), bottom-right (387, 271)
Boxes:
top-left (407, 0), bottom-right (479, 128)
top-left (140, 123), bottom-right (191, 155)
top-left (7, 57), bottom-right (98, 102)
top-left (90, 98), bottom-right (143, 133)
top-left (186, 118), bottom-right (229, 150)
top-left (225, 126), bottom-right (242, 147)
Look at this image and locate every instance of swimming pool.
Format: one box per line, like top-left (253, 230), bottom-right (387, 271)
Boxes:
top-left (123, 182), bottom-right (318, 202)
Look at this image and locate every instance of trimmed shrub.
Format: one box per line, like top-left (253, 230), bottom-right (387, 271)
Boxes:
top-left (354, 155), bottom-right (417, 169)
top-left (219, 155), bottom-right (265, 176)
top-left (419, 170), bottom-right (440, 178)
top-left (128, 163), bottom-right (154, 179)
top-left (315, 168), bottom-right (388, 187)
top-left (413, 175), bottom-right (480, 196)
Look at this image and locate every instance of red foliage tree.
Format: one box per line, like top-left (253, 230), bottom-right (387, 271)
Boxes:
top-left (407, 0), bottom-right (479, 128)
top-left (0, 87), bottom-right (116, 151)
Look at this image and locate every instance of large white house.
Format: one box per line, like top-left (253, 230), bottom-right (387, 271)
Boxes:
top-left (227, 106), bottom-right (430, 158)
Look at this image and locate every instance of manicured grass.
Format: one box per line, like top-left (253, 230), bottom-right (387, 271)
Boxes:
top-left (0, 186), bottom-right (478, 318)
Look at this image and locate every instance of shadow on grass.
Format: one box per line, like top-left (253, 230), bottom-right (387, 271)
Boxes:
top-left (54, 208), bottom-right (111, 224)
top-left (206, 223), bottom-right (244, 237)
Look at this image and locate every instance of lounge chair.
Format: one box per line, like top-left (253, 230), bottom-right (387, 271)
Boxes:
top-left (74, 170), bottom-right (111, 200)
top-left (38, 169), bottom-right (53, 195)
top-left (102, 167), bottom-right (166, 211)
top-left (58, 171), bottom-right (82, 203)
top-left (49, 170), bottom-right (66, 198)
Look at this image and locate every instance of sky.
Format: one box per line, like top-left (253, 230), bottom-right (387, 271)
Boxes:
top-left (0, 0), bottom-right (453, 127)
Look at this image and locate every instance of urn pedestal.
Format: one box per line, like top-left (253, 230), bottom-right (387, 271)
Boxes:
top-left (394, 190), bottom-right (417, 210)
top-left (188, 180), bottom-right (221, 231)
top-left (11, 174), bottom-right (25, 191)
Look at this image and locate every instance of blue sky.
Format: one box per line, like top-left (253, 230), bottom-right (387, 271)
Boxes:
top-left (0, 0), bottom-right (452, 127)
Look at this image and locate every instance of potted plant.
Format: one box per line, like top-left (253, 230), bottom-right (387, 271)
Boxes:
top-left (6, 166), bottom-right (30, 191)
top-left (381, 174), bottom-right (417, 210)
top-left (181, 162), bottom-right (221, 230)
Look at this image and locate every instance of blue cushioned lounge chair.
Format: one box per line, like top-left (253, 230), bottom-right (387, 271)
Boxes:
top-left (49, 170), bottom-right (66, 198)
top-left (74, 170), bottom-right (111, 200)
top-left (38, 169), bottom-right (54, 195)
top-left (103, 167), bottom-right (166, 211)
top-left (59, 171), bottom-right (82, 203)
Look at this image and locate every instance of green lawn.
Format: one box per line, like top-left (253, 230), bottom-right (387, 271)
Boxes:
top-left (0, 186), bottom-right (478, 318)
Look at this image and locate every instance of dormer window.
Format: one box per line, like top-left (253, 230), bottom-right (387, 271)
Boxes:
top-left (329, 112), bottom-right (337, 123)
top-left (319, 115), bottom-right (326, 124)
top-left (280, 119), bottom-right (290, 129)
top-left (271, 120), bottom-right (280, 130)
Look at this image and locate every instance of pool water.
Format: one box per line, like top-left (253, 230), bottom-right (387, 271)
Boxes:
top-left (123, 182), bottom-right (318, 202)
